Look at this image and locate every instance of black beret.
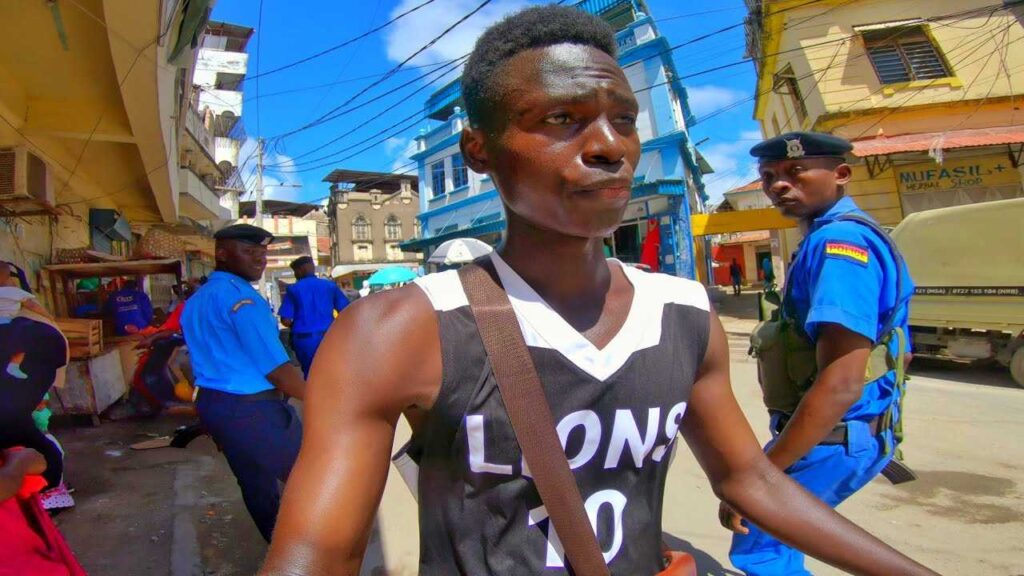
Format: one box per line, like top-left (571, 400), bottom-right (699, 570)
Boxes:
top-left (750, 131), bottom-right (853, 162)
top-left (213, 224), bottom-right (274, 246)
top-left (290, 256), bottom-right (314, 270)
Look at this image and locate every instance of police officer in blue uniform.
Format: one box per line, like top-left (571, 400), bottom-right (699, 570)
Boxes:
top-left (722, 132), bottom-right (915, 575)
top-left (181, 224), bottom-right (306, 542)
top-left (279, 256), bottom-right (349, 377)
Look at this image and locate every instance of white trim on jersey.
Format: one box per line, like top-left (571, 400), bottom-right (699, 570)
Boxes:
top-left (413, 254), bottom-right (710, 382)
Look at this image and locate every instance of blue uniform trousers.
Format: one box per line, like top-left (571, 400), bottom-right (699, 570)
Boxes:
top-left (730, 415), bottom-right (893, 575)
top-left (196, 388), bottom-right (302, 542)
top-left (290, 331), bottom-right (326, 378)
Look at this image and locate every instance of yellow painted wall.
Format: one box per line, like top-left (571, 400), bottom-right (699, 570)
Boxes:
top-left (756, 0), bottom-right (1024, 139)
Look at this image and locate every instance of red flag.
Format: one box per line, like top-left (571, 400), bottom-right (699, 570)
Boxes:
top-left (640, 219), bottom-right (660, 272)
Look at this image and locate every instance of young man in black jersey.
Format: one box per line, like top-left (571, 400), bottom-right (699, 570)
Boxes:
top-left (262, 6), bottom-right (938, 575)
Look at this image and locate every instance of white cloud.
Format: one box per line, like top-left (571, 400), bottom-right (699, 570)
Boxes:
top-left (385, 136), bottom-right (420, 172)
top-left (686, 85), bottom-right (748, 119)
top-left (384, 0), bottom-right (533, 68)
top-left (699, 129), bottom-right (764, 203)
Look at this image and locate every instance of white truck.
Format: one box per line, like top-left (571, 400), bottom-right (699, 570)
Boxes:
top-left (890, 197), bottom-right (1024, 387)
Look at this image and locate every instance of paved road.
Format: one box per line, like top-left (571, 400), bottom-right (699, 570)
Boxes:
top-left (53, 297), bottom-right (1023, 575)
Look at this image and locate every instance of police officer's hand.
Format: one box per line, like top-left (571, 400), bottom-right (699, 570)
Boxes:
top-left (718, 501), bottom-right (749, 534)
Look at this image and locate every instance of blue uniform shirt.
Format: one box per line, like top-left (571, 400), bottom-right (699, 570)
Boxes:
top-left (181, 271), bottom-right (289, 394)
top-left (278, 276), bottom-right (349, 334)
top-left (784, 196), bottom-right (914, 421)
top-left (105, 289), bottom-right (153, 335)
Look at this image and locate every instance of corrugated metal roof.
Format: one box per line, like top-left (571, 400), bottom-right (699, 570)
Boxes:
top-left (851, 125), bottom-right (1024, 157)
top-left (727, 179), bottom-right (763, 194)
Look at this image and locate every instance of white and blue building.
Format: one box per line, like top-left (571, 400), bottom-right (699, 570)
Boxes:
top-left (400, 0), bottom-right (712, 278)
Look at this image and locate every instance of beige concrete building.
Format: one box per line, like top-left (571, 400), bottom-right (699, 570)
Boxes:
top-left (324, 170), bottom-right (421, 289)
top-left (0, 1), bottom-right (254, 295)
top-left (745, 0), bottom-right (1024, 261)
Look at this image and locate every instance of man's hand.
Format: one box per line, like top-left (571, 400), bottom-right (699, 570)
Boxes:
top-left (0, 448), bottom-right (47, 501)
top-left (266, 362), bottom-right (306, 400)
top-left (718, 501), bottom-right (749, 535)
top-left (716, 500), bottom-right (749, 537)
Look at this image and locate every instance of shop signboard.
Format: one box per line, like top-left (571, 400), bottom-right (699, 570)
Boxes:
top-left (896, 157), bottom-right (1018, 194)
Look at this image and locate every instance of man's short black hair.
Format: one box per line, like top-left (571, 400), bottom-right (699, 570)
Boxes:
top-left (462, 5), bottom-right (617, 132)
top-left (290, 255), bottom-right (315, 271)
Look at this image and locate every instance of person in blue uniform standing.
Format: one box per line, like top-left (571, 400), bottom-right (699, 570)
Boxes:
top-left (278, 256), bottom-right (349, 378)
top-left (181, 224), bottom-right (306, 543)
top-left (722, 132), bottom-right (915, 575)
top-left (105, 279), bottom-right (153, 335)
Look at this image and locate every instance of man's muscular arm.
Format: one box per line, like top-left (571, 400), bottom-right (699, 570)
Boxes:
top-left (683, 311), bottom-right (937, 576)
top-left (261, 286), bottom-right (442, 576)
top-left (764, 323), bottom-right (870, 471)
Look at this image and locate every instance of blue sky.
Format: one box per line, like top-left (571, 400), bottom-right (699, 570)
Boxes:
top-left (210, 0), bottom-right (764, 206)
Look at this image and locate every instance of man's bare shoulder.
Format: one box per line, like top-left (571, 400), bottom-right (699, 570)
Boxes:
top-left (316, 281), bottom-right (443, 412)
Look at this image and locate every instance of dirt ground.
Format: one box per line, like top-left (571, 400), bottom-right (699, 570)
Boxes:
top-left (50, 291), bottom-right (1024, 575)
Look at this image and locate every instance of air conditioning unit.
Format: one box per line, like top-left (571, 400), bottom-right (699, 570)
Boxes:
top-left (0, 148), bottom-right (55, 205)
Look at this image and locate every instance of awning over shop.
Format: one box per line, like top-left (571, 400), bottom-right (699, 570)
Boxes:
top-left (330, 262), bottom-right (417, 279)
top-left (43, 259), bottom-right (183, 280)
top-left (851, 125), bottom-right (1024, 157)
top-left (399, 219), bottom-right (506, 253)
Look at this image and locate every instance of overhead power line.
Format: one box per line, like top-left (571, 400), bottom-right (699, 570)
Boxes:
top-left (273, 0), bottom-right (495, 143)
top-left (245, 0), bottom-right (440, 81)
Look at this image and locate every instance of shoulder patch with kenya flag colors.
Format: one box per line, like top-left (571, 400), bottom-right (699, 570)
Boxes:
top-left (824, 241), bottom-right (869, 266)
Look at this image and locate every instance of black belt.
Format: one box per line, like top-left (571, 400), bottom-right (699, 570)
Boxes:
top-left (291, 330), bottom-right (326, 340)
top-left (197, 388), bottom-right (282, 402)
top-left (772, 412), bottom-right (884, 445)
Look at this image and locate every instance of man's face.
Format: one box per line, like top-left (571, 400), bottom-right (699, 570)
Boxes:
top-left (758, 158), bottom-right (851, 219)
top-left (217, 240), bottom-right (268, 282)
top-left (462, 44), bottom-right (642, 239)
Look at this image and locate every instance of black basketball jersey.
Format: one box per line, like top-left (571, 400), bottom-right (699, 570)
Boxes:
top-left (407, 254), bottom-right (711, 575)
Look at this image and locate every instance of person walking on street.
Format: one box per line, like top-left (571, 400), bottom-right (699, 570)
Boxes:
top-left (724, 132), bottom-right (916, 575)
top-left (261, 9), bottom-right (937, 575)
top-left (181, 224), bottom-right (306, 542)
top-left (761, 255), bottom-right (775, 290)
top-left (729, 258), bottom-right (743, 296)
top-left (278, 256), bottom-right (349, 378)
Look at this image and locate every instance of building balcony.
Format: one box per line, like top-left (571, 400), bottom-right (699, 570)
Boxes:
top-left (615, 16), bottom-right (656, 53)
top-left (425, 78), bottom-right (462, 121)
top-left (184, 107), bottom-right (218, 165)
top-left (179, 167), bottom-right (228, 221)
top-left (215, 136), bottom-right (240, 168)
top-left (196, 47), bottom-right (249, 77)
top-left (198, 89), bottom-right (243, 118)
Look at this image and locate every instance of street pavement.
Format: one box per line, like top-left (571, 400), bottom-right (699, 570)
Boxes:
top-left (52, 292), bottom-right (1024, 575)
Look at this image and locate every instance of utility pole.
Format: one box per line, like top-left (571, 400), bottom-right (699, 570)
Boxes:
top-left (255, 137), bottom-right (265, 229)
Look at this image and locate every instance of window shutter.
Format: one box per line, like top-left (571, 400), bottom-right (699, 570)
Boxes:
top-left (868, 44), bottom-right (912, 84)
top-left (900, 40), bottom-right (949, 80)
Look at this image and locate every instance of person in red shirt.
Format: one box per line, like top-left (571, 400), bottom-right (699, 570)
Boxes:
top-left (0, 447), bottom-right (87, 576)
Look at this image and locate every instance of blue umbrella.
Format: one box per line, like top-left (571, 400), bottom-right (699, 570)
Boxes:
top-left (367, 266), bottom-right (418, 286)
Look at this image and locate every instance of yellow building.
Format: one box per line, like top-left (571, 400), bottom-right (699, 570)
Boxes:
top-left (0, 0), bottom-right (225, 285)
top-left (747, 0), bottom-right (1024, 254)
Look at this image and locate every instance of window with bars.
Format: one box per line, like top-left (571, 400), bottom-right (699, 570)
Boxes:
top-left (386, 243), bottom-right (404, 261)
top-left (352, 214), bottom-right (371, 241)
top-left (384, 215), bottom-right (402, 240)
top-left (864, 27), bottom-right (951, 85)
top-left (354, 243), bottom-right (373, 262)
top-left (451, 153), bottom-right (469, 189)
top-left (430, 160), bottom-right (446, 198)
